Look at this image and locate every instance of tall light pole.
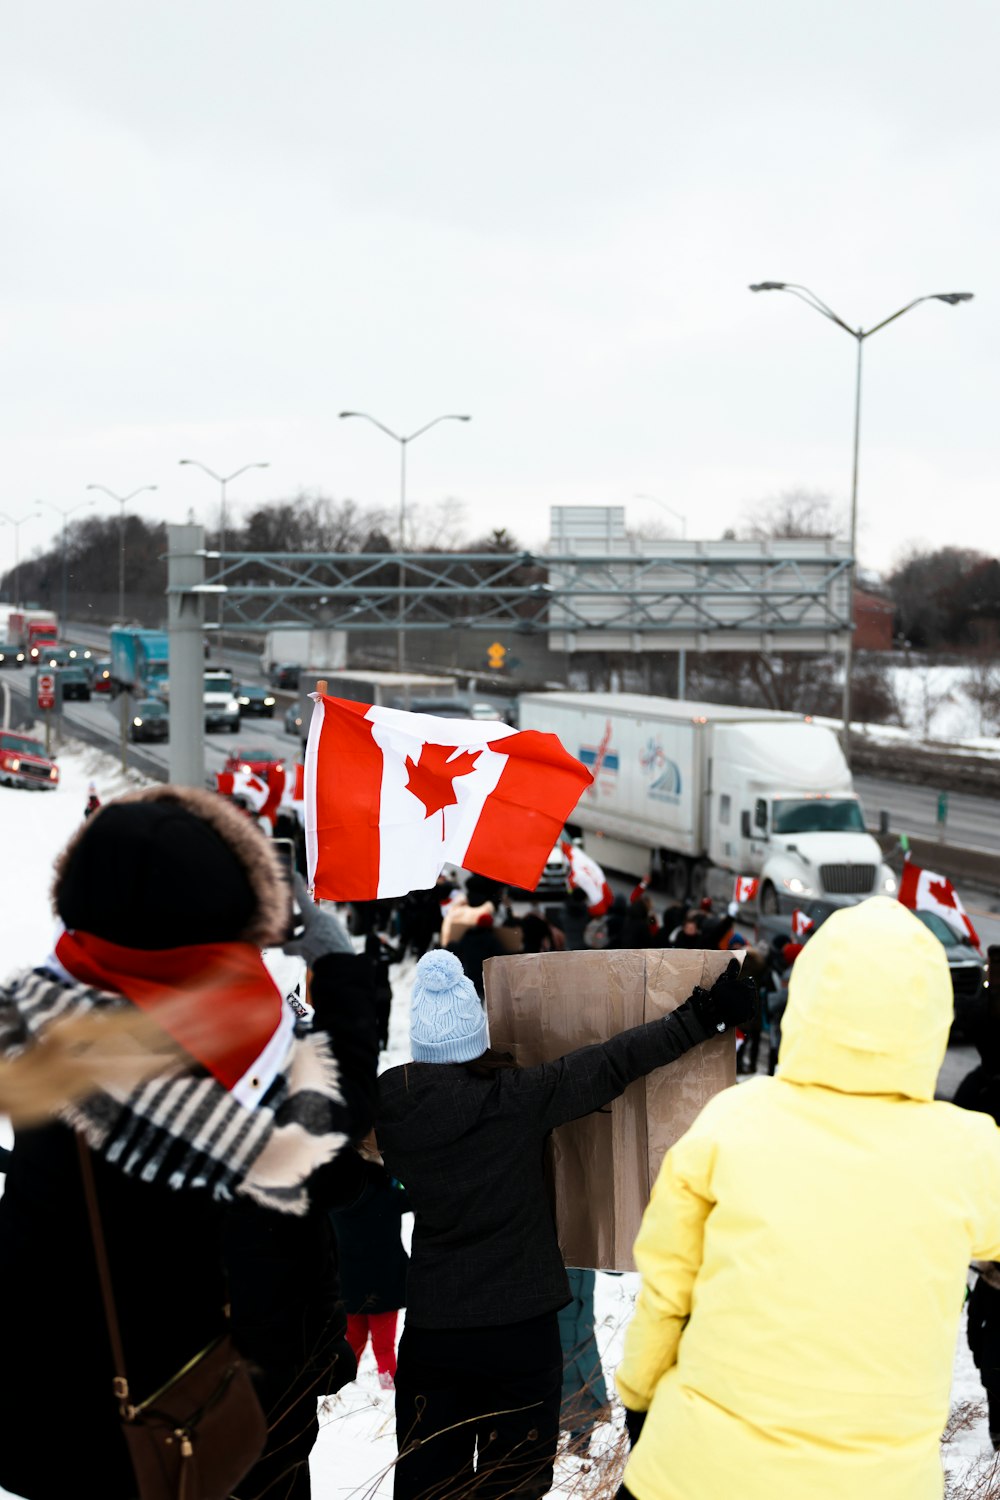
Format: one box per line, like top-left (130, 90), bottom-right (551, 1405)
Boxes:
top-left (338, 411), bottom-right (471, 669)
top-left (633, 493), bottom-right (688, 538)
top-left (0, 510), bottom-right (39, 609)
top-left (85, 484), bottom-right (158, 622)
top-left (178, 460), bottom-right (270, 666)
top-left (748, 282), bottom-right (973, 760)
top-left (37, 499), bottom-right (94, 623)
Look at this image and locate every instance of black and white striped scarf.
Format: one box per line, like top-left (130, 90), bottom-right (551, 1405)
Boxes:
top-left (1, 967), bottom-right (351, 1215)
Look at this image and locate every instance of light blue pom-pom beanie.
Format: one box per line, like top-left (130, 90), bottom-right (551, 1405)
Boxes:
top-left (410, 949), bottom-right (490, 1064)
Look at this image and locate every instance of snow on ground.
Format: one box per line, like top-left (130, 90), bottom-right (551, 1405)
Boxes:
top-left (887, 663), bottom-right (992, 745)
top-left (0, 735), bottom-right (996, 1495)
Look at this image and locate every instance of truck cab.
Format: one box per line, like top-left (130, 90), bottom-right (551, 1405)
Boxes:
top-left (739, 792), bottom-right (897, 913)
top-left (203, 669), bottom-right (241, 733)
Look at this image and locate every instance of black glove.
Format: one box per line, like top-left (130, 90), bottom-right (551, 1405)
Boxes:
top-left (282, 874), bottom-right (355, 965)
top-left (690, 958), bottom-right (759, 1033)
top-left (624, 1408), bottom-right (646, 1448)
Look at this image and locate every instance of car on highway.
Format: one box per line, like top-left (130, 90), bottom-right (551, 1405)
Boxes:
top-left (53, 665), bottom-right (91, 702)
top-left (912, 909), bottom-right (988, 1036)
top-left (0, 643), bottom-right (26, 669)
top-left (92, 659), bottom-right (113, 694)
top-left (0, 732), bottom-right (59, 791)
top-left (270, 663), bottom-right (301, 690)
top-left (532, 841), bottom-right (571, 896)
top-left (129, 699), bottom-right (169, 743)
top-left (284, 704), bottom-right (305, 738)
top-left (203, 670), bottom-right (241, 735)
top-left (404, 695), bottom-right (509, 723)
top-left (235, 683), bottom-right (277, 718)
top-left (223, 746), bottom-right (287, 779)
top-left (37, 646), bottom-right (93, 669)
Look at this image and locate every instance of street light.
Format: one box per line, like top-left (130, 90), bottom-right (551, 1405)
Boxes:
top-left (85, 484), bottom-right (159, 623)
top-left (178, 460), bottom-right (269, 666)
top-left (0, 510), bottom-right (40, 609)
top-left (748, 282), bottom-right (973, 759)
top-left (36, 499), bottom-right (94, 623)
top-left (633, 493), bottom-right (688, 538)
top-left (338, 411), bottom-right (471, 669)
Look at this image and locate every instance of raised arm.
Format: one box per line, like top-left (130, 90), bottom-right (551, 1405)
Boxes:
top-left (514, 962), bottom-right (756, 1134)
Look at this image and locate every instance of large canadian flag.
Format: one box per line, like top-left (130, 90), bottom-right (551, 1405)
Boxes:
top-left (305, 695), bottom-right (593, 901)
top-left (898, 859), bottom-right (981, 949)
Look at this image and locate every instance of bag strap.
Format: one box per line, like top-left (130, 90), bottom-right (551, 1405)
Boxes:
top-left (76, 1133), bottom-right (134, 1414)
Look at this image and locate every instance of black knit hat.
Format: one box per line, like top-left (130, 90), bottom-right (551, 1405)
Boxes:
top-left (53, 786), bottom-right (289, 951)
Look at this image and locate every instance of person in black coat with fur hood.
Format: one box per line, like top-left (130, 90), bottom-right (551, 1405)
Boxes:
top-left (378, 948), bottom-right (756, 1500)
top-left (0, 786), bottom-right (379, 1500)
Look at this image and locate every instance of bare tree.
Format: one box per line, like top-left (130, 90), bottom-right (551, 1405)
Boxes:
top-left (739, 488), bottom-right (844, 541)
top-left (914, 666), bottom-right (955, 739)
top-left (963, 650), bottom-right (1000, 736)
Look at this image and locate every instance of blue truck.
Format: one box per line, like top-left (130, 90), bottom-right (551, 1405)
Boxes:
top-left (109, 628), bottom-right (170, 698)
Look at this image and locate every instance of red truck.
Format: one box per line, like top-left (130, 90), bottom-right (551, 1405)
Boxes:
top-left (0, 730), bottom-right (59, 790)
top-left (8, 610), bottom-right (58, 662)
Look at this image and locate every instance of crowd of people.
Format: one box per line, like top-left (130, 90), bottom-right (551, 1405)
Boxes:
top-left (0, 788), bottom-right (998, 1500)
top-left (349, 871), bottom-right (801, 1078)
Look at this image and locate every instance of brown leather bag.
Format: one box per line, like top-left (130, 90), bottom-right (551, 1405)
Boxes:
top-left (78, 1137), bottom-right (268, 1500)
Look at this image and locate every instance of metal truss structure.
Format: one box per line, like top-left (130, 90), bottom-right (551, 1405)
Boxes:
top-left (170, 539), bottom-right (852, 653)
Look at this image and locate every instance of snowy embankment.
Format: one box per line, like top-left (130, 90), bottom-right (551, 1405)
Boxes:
top-left (854, 662), bottom-right (1000, 765)
top-left (0, 741), bottom-right (995, 1496)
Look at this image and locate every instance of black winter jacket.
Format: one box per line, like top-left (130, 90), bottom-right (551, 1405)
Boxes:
top-left (330, 1163), bottom-right (411, 1314)
top-left (0, 951), bottom-right (378, 1500)
top-left (377, 1002), bottom-right (711, 1330)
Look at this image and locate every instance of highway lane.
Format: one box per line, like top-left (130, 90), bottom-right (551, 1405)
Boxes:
top-left (854, 773), bottom-right (1000, 853)
top-left (2, 668), bottom-right (299, 785)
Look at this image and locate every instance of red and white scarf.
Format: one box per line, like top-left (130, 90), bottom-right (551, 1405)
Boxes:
top-left (52, 927), bottom-right (293, 1109)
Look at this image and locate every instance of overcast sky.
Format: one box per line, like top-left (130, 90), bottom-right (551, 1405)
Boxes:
top-left (2, 0), bottom-right (996, 578)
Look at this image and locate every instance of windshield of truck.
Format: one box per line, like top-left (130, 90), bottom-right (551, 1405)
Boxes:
top-left (204, 674), bottom-right (233, 691)
top-left (771, 799), bottom-right (866, 835)
top-left (148, 660), bottom-right (168, 676)
top-left (0, 734), bottom-right (45, 756)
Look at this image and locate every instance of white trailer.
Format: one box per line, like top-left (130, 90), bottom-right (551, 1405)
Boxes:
top-left (518, 692), bottom-right (896, 910)
top-left (260, 627), bottom-right (347, 674)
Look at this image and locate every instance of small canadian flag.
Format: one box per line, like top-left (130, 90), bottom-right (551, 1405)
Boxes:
top-left (791, 908), bottom-right (815, 939)
top-left (733, 875), bottom-right (759, 906)
top-left (305, 695), bottom-right (592, 901)
top-left (898, 859), bottom-right (981, 949)
top-left (216, 766), bottom-right (269, 813)
top-left (561, 842), bottom-right (613, 916)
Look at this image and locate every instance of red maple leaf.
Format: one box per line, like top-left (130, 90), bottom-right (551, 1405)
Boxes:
top-left (404, 743), bottom-right (482, 829)
top-left (926, 877), bottom-right (957, 908)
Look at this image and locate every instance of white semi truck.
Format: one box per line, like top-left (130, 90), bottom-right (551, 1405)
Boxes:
top-left (260, 628), bottom-right (347, 676)
top-left (517, 692), bottom-right (897, 911)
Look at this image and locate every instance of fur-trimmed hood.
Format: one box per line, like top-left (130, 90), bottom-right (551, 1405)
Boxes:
top-left (52, 785), bottom-right (290, 950)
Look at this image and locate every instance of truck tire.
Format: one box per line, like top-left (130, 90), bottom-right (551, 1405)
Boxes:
top-left (759, 881), bottom-right (779, 916)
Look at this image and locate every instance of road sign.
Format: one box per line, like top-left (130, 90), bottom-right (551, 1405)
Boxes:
top-left (37, 673), bottom-right (56, 711)
top-left (487, 641), bottom-right (507, 670)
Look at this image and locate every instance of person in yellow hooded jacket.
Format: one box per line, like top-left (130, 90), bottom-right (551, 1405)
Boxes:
top-left (616, 896), bottom-right (1000, 1500)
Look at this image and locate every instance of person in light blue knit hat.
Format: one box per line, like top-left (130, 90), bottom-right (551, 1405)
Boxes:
top-left (409, 949), bottom-right (489, 1064)
top-left (379, 947), bottom-right (758, 1500)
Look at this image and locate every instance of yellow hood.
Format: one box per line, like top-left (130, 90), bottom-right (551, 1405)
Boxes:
top-left (779, 896), bottom-right (952, 1100)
